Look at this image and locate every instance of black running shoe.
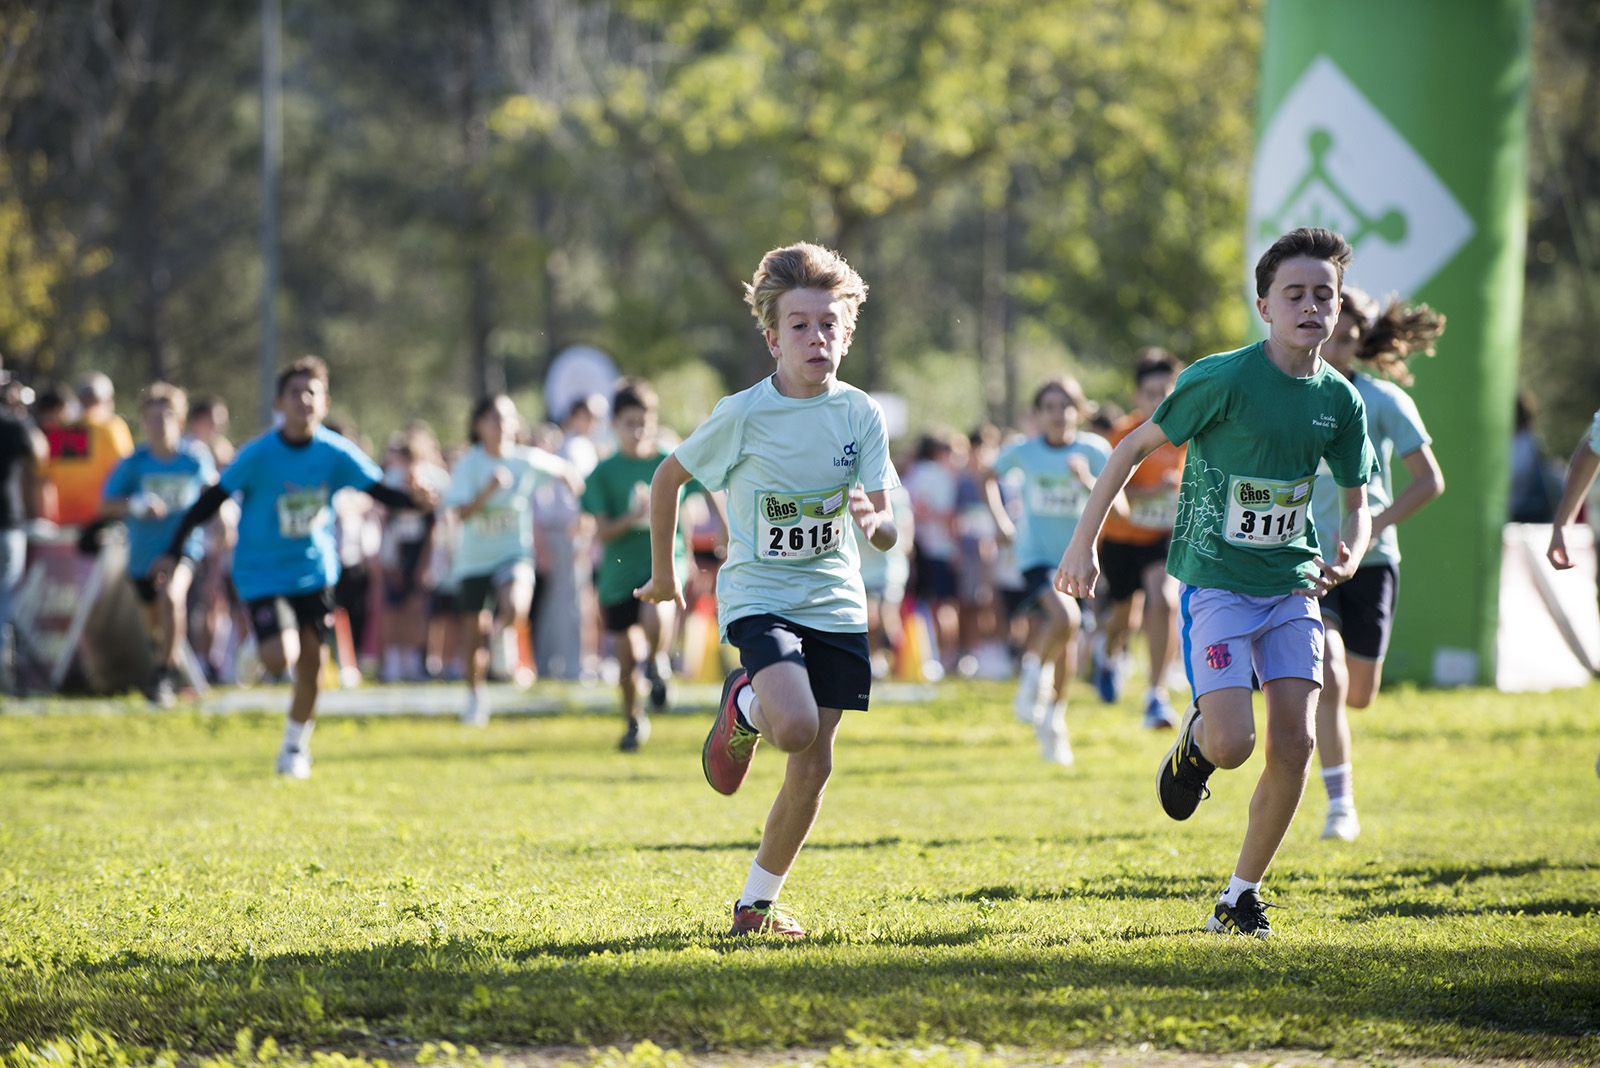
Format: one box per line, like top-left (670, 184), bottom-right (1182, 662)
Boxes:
top-left (1205, 888), bottom-right (1274, 939)
top-left (1157, 703), bottom-right (1215, 820)
top-left (644, 658), bottom-right (670, 711)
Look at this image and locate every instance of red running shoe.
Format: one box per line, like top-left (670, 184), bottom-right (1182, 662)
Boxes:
top-left (703, 668), bottom-right (759, 795)
top-left (729, 900), bottom-right (805, 938)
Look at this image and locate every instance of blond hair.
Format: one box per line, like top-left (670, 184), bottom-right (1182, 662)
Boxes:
top-left (743, 242), bottom-right (869, 333)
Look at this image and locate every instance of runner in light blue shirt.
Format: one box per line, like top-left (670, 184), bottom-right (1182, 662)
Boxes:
top-left (160, 357), bottom-right (434, 778)
top-left (982, 375), bottom-right (1109, 763)
top-left (1307, 285), bottom-right (1445, 842)
top-left (91, 383), bottom-right (216, 706)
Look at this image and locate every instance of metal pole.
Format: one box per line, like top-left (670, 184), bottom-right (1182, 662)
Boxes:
top-left (258, 0), bottom-right (282, 429)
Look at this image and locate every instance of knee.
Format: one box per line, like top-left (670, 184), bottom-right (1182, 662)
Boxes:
top-left (1345, 687), bottom-right (1372, 711)
top-left (791, 748), bottom-right (834, 793)
top-left (258, 643), bottom-right (288, 677)
top-left (1206, 730), bottom-right (1255, 770)
top-left (1271, 725), bottom-right (1316, 770)
top-left (767, 715), bottom-right (819, 754)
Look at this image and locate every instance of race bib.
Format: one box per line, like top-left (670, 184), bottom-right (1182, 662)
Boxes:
top-left (142, 474), bottom-right (197, 514)
top-left (757, 485), bottom-right (848, 561)
top-left (1224, 474), bottom-right (1313, 548)
top-left (277, 487), bottom-right (327, 539)
top-left (1128, 488), bottom-right (1178, 530)
top-left (471, 503), bottom-right (520, 538)
top-left (1027, 474), bottom-right (1087, 518)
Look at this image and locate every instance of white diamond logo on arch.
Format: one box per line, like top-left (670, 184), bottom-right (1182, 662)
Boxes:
top-left (1247, 56), bottom-right (1474, 303)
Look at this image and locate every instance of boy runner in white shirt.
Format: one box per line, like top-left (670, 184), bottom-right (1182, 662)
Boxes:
top-left (636, 242), bottom-right (900, 938)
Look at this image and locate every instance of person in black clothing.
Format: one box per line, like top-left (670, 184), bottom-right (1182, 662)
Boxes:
top-left (0, 365), bottom-right (47, 691)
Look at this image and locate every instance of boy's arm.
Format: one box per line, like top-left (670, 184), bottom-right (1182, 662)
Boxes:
top-left (1371, 444), bottom-right (1444, 541)
top-left (1308, 484), bottom-right (1370, 595)
top-left (1548, 435), bottom-right (1600, 570)
top-left (1054, 420), bottom-right (1169, 597)
top-left (633, 453), bottom-right (695, 610)
top-left (981, 469), bottom-right (1017, 544)
top-left (849, 487), bottom-right (897, 551)
top-left (152, 484), bottom-right (234, 578)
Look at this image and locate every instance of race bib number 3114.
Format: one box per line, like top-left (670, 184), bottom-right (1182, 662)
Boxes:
top-left (758, 485), bottom-right (848, 560)
top-left (1224, 474), bottom-right (1313, 548)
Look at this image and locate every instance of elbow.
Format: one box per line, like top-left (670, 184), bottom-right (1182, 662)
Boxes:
top-left (1427, 470), bottom-right (1445, 501)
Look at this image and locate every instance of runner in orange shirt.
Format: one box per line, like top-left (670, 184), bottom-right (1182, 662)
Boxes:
top-left (1094, 348), bottom-right (1185, 728)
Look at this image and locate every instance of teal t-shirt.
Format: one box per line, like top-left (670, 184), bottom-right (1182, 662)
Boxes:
top-left (444, 443), bottom-right (569, 581)
top-left (674, 376), bottom-right (899, 636)
top-left (1310, 372), bottom-right (1430, 569)
top-left (1153, 342), bottom-right (1377, 596)
top-left (994, 433), bottom-right (1111, 571)
top-left (581, 447), bottom-right (694, 607)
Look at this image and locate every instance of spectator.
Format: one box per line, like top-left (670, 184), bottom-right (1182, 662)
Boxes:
top-left (1509, 392), bottom-right (1558, 523)
top-left (0, 362), bottom-right (47, 692)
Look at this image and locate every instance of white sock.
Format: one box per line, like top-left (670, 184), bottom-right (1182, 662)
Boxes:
top-left (282, 718), bottom-right (313, 752)
top-left (1322, 763), bottom-right (1353, 807)
top-left (1019, 652), bottom-right (1041, 677)
top-left (1220, 875), bottom-right (1259, 907)
top-left (382, 648), bottom-right (402, 679)
top-left (739, 860), bottom-right (787, 908)
top-left (735, 685), bottom-right (759, 733)
top-left (1147, 684), bottom-right (1167, 701)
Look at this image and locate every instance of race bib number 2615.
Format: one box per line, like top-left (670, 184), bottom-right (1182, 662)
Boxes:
top-left (757, 486), bottom-right (848, 560)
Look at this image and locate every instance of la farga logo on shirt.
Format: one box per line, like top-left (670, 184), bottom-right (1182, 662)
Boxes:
top-left (834, 441), bottom-right (857, 468)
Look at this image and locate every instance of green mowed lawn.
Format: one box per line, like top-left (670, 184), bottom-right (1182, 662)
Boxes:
top-left (1, 681), bottom-right (1597, 1065)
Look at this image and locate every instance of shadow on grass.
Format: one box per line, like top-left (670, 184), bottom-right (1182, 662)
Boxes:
top-left (6, 929), bottom-right (1595, 1060)
top-left (1348, 896), bottom-right (1600, 920)
top-left (944, 870), bottom-right (1217, 904)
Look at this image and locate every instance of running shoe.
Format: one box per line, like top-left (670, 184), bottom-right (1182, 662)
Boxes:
top-left (1142, 692), bottom-right (1179, 730)
top-left (1093, 654), bottom-right (1121, 704)
top-left (1321, 805), bottom-right (1361, 841)
top-left (1205, 888), bottom-right (1274, 939)
top-left (145, 666), bottom-right (177, 710)
top-left (1035, 703), bottom-right (1074, 766)
top-left (274, 745), bottom-right (311, 780)
top-left (619, 715), bottom-right (651, 753)
top-left (703, 669), bottom-right (759, 795)
top-left (1157, 703), bottom-right (1214, 820)
top-left (646, 666), bottom-right (670, 712)
top-left (462, 688), bottom-right (489, 728)
top-left (729, 900), bottom-right (805, 938)
top-left (1013, 660), bottom-right (1043, 724)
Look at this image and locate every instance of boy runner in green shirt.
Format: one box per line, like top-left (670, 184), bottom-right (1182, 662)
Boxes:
top-left (582, 378), bottom-right (711, 752)
top-left (1057, 228), bottom-right (1377, 938)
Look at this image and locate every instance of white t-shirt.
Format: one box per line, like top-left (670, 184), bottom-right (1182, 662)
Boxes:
top-left (674, 376), bottom-right (899, 635)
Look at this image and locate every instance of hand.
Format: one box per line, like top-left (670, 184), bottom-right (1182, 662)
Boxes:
top-left (1548, 527), bottom-right (1573, 570)
top-left (486, 467), bottom-right (512, 494)
top-left (1068, 455), bottom-right (1092, 485)
top-left (409, 476), bottom-right (440, 511)
top-left (633, 573), bottom-right (687, 612)
top-left (148, 554), bottom-right (176, 592)
top-left (1054, 540), bottom-right (1099, 599)
top-left (1305, 541), bottom-right (1356, 596)
top-left (848, 487), bottom-right (880, 539)
top-left (629, 483), bottom-right (652, 521)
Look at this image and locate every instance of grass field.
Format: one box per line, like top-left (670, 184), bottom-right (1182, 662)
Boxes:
top-left (1, 680), bottom-right (1597, 1067)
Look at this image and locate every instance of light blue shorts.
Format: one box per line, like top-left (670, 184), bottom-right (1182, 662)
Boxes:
top-left (1178, 583), bottom-right (1325, 700)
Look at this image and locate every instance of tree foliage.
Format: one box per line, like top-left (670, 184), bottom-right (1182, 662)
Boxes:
top-left (0, 0), bottom-right (1589, 447)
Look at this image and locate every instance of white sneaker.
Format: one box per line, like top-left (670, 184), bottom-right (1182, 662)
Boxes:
top-left (462, 688), bottom-right (489, 727)
top-left (275, 746), bottom-right (311, 780)
top-left (1013, 659), bottom-right (1043, 724)
top-left (1035, 704), bottom-right (1074, 767)
top-left (1322, 805), bottom-right (1360, 841)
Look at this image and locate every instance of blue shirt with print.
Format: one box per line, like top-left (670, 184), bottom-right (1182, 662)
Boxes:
top-left (221, 426), bottom-right (383, 601)
top-left (103, 441), bottom-right (217, 577)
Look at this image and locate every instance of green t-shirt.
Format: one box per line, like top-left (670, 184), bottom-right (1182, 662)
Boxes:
top-left (1153, 342), bottom-right (1377, 596)
top-left (580, 448), bottom-right (693, 607)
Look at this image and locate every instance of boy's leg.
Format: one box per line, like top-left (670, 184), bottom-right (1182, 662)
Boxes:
top-left (159, 562), bottom-right (193, 673)
top-left (497, 564), bottom-right (536, 685)
top-left (753, 704), bottom-right (842, 878)
top-left (615, 621), bottom-right (642, 720)
top-left (1036, 588), bottom-right (1080, 703)
top-left (1315, 626), bottom-right (1358, 839)
top-left (289, 623), bottom-right (324, 726)
top-left (641, 599), bottom-right (674, 709)
top-left (1230, 676), bottom-right (1319, 882)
